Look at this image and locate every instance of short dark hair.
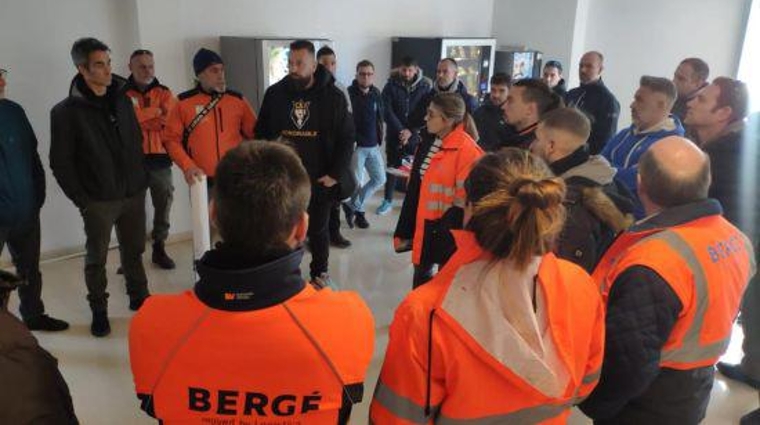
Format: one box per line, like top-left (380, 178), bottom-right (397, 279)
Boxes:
top-left (540, 107), bottom-right (591, 141)
top-left (639, 147), bottom-right (711, 207)
top-left (399, 56), bottom-right (417, 67)
top-left (544, 60), bottom-right (563, 73)
top-left (441, 57), bottom-right (458, 69)
top-left (316, 45), bottom-right (335, 60)
top-left (513, 78), bottom-right (564, 117)
top-left (680, 57), bottom-right (710, 82)
top-left (356, 60), bottom-right (374, 72)
top-left (130, 49), bottom-right (153, 61)
top-left (713, 77), bottom-right (749, 122)
top-left (71, 37), bottom-right (110, 68)
top-left (639, 75), bottom-right (678, 108)
top-left (290, 40), bottom-right (316, 56)
top-left (491, 72), bottom-right (511, 87)
top-left (213, 141), bottom-right (311, 258)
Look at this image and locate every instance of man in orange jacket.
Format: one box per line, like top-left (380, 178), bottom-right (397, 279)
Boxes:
top-left (580, 136), bottom-right (755, 423)
top-left (129, 141), bottom-right (374, 424)
top-left (163, 48), bottom-right (256, 186)
top-left (125, 49), bottom-right (177, 269)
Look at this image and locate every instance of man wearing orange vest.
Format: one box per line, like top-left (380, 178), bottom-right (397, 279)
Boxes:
top-left (580, 136), bottom-right (755, 423)
top-left (125, 49), bottom-right (177, 269)
top-left (129, 141), bottom-right (374, 424)
top-left (163, 48), bottom-right (256, 186)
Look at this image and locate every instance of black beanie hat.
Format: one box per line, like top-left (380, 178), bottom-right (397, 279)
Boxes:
top-left (193, 48), bottom-right (223, 75)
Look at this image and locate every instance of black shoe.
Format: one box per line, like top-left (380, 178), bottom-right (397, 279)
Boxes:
top-left (741, 408), bottom-right (760, 425)
top-left (129, 295), bottom-right (150, 311)
top-left (116, 266), bottom-right (123, 275)
top-left (152, 242), bottom-right (176, 270)
top-left (717, 362), bottom-right (760, 389)
top-left (342, 202), bottom-right (355, 229)
top-left (24, 314), bottom-right (70, 332)
top-left (91, 311), bottom-right (111, 337)
top-left (355, 212), bottom-right (370, 229)
top-left (330, 233), bottom-right (352, 249)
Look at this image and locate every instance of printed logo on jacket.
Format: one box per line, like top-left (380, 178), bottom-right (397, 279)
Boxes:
top-left (189, 386), bottom-right (322, 423)
top-left (283, 100), bottom-right (318, 139)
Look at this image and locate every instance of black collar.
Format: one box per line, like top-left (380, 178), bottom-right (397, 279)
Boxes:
top-left (550, 146), bottom-right (590, 176)
top-left (194, 248), bottom-right (306, 311)
top-left (631, 199), bottom-right (723, 232)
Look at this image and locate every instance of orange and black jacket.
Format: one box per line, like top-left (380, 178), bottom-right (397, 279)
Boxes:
top-left (129, 245), bottom-right (375, 424)
top-left (163, 86), bottom-right (256, 177)
top-left (124, 76), bottom-right (176, 168)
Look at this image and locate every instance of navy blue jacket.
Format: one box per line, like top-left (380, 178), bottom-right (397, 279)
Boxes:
top-left (381, 71), bottom-right (431, 167)
top-left (566, 79), bottom-right (620, 154)
top-left (0, 99), bottom-right (45, 227)
top-left (348, 81), bottom-right (383, 148)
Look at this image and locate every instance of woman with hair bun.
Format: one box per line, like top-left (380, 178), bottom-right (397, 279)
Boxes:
top-left (395, 92), bottom-right (484, 288)
top-left (372, 148), bottom-right (605, 424)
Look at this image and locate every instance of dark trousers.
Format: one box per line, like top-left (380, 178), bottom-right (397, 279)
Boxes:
top-left (147, 166), bottom-right (174, 244)
top-left (81, 191), bottom-right (149, 312)
top-left (741, 270), bottom-right (760, 378)
top-left (329, 202), bottom-right (341, 237)
top-left (384, 173), bottom-right (397, 202)
top-left (413, 263), bottom-right (435, 289)
top-left (308, 185), bottom-right (336, 279)
top-left (0, 217), bottom-right (45, 320)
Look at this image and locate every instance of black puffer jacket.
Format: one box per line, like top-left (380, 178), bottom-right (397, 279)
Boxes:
top-left (0, 309), bottom-right (78, 424)
top-left (566, 78), bottom-right (620, 155)
top-left (50, 74), bottom-right (147, 208)
top-left (382, 70), bottom-right (432, 166)
top-left (472, 99), bottom-right (517, 152)
top-left (407, 79), bottom-right (479, 131)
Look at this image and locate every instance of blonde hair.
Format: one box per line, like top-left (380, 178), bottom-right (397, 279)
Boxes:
top-left (465, 148), bottom-right (566, 270)
top-left (430, 92), bottom-right (479, 140)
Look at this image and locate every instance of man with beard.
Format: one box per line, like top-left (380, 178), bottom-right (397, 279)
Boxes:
top-left (377, 56), bottom-right (431, 216)
top-left (473, 72), bottom-right (517, 152)
top-left (255, 40), bottom-right (354, 288)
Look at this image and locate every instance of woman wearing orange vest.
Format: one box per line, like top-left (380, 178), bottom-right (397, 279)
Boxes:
top-left (372, 149), bottom-right (606, 424)
top-left (398, 92), bottom-right (484, 288)
top-left (129, 142), bottom-right (374, 424)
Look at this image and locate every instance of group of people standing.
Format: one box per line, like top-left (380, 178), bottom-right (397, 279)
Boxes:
top-left (1, 33), bottom-right (759, 425)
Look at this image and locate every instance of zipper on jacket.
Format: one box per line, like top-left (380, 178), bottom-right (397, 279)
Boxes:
top-left (219, 107), bottom-right (224, 133)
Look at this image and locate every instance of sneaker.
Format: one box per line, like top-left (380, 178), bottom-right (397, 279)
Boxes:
top-left (330, 233), bottom-right (352, 249)
top-left (355, 212), bottom-right (370, 229)
top-left (376, 200), bottom-right (392, 215)
top-left (152, 242), bottom-right (176, 270)
top-left (342, 202), bottom-right (355, 229)
top-left (24, 314), bottom-right (70, 332)
top-left (91, 311), bottom-right (111, 337)
top-left (129, 295), bottom-right (150, 311)
top-left (717, 362), bottom-right (760, 389)
top-left (310, 273), bottom-right (338, 290)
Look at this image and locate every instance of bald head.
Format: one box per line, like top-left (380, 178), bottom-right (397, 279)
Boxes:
top-left (638, 136), bottom-right (711, 212)
top-left (579, 51), bottom-right (604, 84)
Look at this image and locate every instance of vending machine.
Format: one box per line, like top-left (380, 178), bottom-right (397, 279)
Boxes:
top-left (220, 37), bottom-right (334, 110)
top-left (391, 37), bottom-right (497, 100)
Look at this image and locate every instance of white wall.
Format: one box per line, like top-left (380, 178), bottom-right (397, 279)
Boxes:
top-left (2, 0), bottom-right (493, 255)
top-left (583, 0), bottom-right (751, 127)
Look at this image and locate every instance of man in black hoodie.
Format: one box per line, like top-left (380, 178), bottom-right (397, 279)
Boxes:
top-left (255, 40), bottom-right (354, 287)
top-left (473, 72), bottom-right (516, 151)
top-left (566, 51), bottom-right (620, 154)
top-left (50, 38), bottom-right (150, 337)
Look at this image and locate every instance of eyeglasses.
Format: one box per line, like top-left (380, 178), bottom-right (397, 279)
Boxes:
top-left (0, 69), bottom-right (7, 79)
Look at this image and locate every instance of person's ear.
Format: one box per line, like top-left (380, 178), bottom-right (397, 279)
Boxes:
top-left (294, 212), bottom-right (309, 244)
top-left (209, 199), bottom-right (219, 230)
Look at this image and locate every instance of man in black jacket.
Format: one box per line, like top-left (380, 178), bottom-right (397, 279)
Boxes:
top-left (501, 78), bottom-right (563, 149)
top-left (255, 40), bottom-right (354, 287)
top-left (672, 58), bottom-right (709, 124)
top-left (0, 66), bottom-right (68, 331)
top-left (50, 38), bottom-right (150, 337)
top-left (473, 72), bottom-right (517, 152)
top-left (566, 51), bottom-right (620, 154)
top-left (531, 107), bottom-right (633, 272)
top-left (542, 60), bottom-right (567, 98)
top-left (685, 79), bottom-right (760, 416)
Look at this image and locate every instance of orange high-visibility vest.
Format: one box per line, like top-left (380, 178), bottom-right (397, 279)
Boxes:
top-left (163, 88), bottom-right (256, 177)
top-left (129, 286), bottom-right (374, 424)
top-left (372, 231), bottom-right (605, 424)
top-left (125, 79), bottom-right (176, 156)
top-left (593, 210), bottom-right (755, 370)
top-left (413, 126), bottom-right (483, 265)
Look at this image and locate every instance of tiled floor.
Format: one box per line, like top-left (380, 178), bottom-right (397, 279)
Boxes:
top-left (6, 195), bottom-right (759, 424)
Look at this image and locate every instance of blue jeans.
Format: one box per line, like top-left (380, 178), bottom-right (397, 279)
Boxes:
top-left (350, 146), bottom-right (386, 212)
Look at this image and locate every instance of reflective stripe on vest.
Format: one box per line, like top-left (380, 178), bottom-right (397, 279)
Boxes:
top-left (429, 184), bottom-right (457, 197)
top-left (582, 368), bottom-right (601, 385)
top-left (637, 229), bottom-right (750, 364)
top-left (373, 380), bottom-right (439, 424)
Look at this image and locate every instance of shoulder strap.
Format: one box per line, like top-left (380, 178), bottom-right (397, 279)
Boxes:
top-left (182, 94), bottom-right (222, 150)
